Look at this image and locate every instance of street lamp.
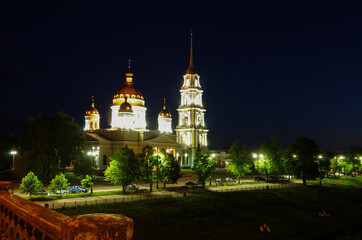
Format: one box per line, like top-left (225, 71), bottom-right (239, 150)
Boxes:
top-left (10, 150), bottom-right (17, 194)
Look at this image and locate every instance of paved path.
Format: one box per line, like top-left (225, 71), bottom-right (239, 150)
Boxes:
top-left (32, 182), bottom-right (301, 209)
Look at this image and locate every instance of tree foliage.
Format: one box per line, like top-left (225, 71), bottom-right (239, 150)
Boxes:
top-left (19, 171), bottom-right (43, 198)
top-left (104, 146), bottom-right (139, 193)
top-left (226, 139), bottom-right (252, 183)
top-left (193, 149), bottom-right (216, 187)
top-left (48, 174), bottom-right (70, 193)
top-left (259, 137), bottom-right (285, 176)
top-left (21, 112), bottom-right (84, 181)
top-left (254, 156), bottom-right (273, 181)
top-left (286, 137), bottom-right (320, 185)
top-left (81, 175), bottom-right (94, 193)
top-left (74, 153), bottom-right (96, 177)
top-left (139, 145), bottom-right (157, 191)
top-left (160, 152), bottom-right (181, 188)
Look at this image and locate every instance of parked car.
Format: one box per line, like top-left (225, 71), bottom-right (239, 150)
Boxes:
top-left (35, 189), bottom-right (50, 196)
top-left (215, 178), bottom-right (225, 186)
top-left (126, 184), bottom-right (139, 190)
top-left (225, 177), bottom-right (236, 183)
top-left (255, 177), bottom-right (265, 181)
top-left (269, 176), bottom-right (279, 182)
top-left (55, 189), bottom-right (69, 194)
top-left (69, 185), bottom-right (87, 193)
top-left (185, 181), bottom-right (197, 186)
top-left (195, 181), bottom-right (205, 185)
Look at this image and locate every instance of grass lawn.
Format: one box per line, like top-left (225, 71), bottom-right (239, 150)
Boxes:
top-left (23, 189), bottom-right (139, 201)
top-left (311, 176), bottom-right (362, 186)
top-left (57, 186), bottom-right (362, 240)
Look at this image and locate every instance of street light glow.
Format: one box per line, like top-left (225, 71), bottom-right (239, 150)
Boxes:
top-left (10, 151), bottom-right (17, 155)
top-left (252, 153), bottom-right (257, 158)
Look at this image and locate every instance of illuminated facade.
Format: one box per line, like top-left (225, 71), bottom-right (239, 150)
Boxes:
top-left (84, 34), bottom-right (208, 169)
top-left (176, 32), bottom-right (208, 166)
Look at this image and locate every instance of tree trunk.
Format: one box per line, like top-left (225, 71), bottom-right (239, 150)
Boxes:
top-left (202, 182), bottom-right (205, 188)
top-left (266, 173), bottom-right (269, 182)
top-left (163, 181), bottom-right (166, 188)
top-left (91, 187), bottom-right (93, 194)
top-left (302, 174), bottom-right (306, 185)
top-left (150, 183), bottom-right (153, 192)
top-left (122, 185), bottom-right (125, 193)
top-left (238, 178), bottom-right (240, 184)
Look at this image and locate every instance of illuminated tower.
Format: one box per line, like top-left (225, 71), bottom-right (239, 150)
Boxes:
top-left (176, 31), bottom-right (208, 166)
top-left (85, 96), bottom-right (100, 131)
top-left (111, 60), bottom-right (147, 131)
top-left (158, 98), bottom-right (172, 134)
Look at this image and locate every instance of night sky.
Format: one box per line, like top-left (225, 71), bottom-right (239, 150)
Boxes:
top-left (1, 1), bottom-right (362, 150)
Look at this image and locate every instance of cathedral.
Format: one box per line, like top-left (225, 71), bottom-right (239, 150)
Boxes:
top-left (84, 33), bottom-right (208, 169)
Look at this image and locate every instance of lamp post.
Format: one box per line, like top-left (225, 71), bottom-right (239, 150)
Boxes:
top-left (87, 146), bottom-right (99, 194)
top-left (10, 150), bottom-right (17, 194)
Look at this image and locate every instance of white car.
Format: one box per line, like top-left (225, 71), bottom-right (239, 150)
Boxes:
top-left (55, 189), bottom-right (69, 194)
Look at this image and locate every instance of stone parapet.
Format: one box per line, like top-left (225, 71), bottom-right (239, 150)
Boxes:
top-left (0, 182), bottom-right (11, 191)
top-left (0, 189), bottom-right (133, 239)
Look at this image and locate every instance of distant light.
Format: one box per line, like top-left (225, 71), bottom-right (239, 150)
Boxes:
top-left (10, 151), bottom-right (17, 155)
top-left (293, 155), bottom-right (297, 158)
top-left (211, 154), bottom-right (216, 158)
top-left (339, 156), bottom-right (345, 160)
top-left (252, 153), bottom-right (257, 158)
top-left (259, 154), bottom-right (264, 158)
top-left (318, 155), bottom-right (322, 159)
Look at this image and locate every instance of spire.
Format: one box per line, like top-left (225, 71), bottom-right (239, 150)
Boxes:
top-left (186, 29), bottom-right (197, 74)
top-left (125, 59), bottom-right (134, 83)
top-left (91, 96), bottom-right (95, 108)
top-left (163, 98), bottom-right (166, 110)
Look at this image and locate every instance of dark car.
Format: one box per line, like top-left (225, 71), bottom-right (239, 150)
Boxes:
top-left (255, 177), bottom-right (265, 181)
top-left (269, 176), bottom-right (279, 182)
top-left (185, 181), bottom-right (197, 186)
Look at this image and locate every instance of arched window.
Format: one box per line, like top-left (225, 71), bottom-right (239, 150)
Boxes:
top-left (103, 155), bottom-right (107, 165)
top-left (90, 122), bottom-right (93, 129)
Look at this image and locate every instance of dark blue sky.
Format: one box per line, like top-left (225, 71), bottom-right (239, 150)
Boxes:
top-left (1, 1), bottom-right (362, 149)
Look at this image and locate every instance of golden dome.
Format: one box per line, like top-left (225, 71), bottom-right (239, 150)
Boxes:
top-left (114, 59), bottom-right (144, 101)
top-left (119, 98), bottom-right (133, 112)
top-left (86, 96), bottom-right (99, 115)
top-left (159, 98), bottom-right (171, 117)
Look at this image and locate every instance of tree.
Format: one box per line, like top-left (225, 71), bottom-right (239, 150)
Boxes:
top-left (81, 175), bottom-right (94, 194)
top-left (286, 137), bottom-right (320, 185)
top-left (74, 153), bottom-right (96, 177)
top-left (193, 149), bottom-right (216, 188)
top-left (19, 171), bottom-right (43, 198)
top-left (226, 139), bottom-right (252, 183)
top-left (160, 151), bottom-right (181, 188)
top-left (259, 137), bottom-right (285, 177)
top-left (254, 155), bottom-right (273, 181)
top-left (48, 174), bottom-right (70, 193)
top-left (104, 146), bottom-right (139, 193)
top-left (21, 112), bottom-right (85, 181)
top-left (316, 152), bottom-right (331, 178)
top-left (52, 112), bottom-right (85, 173)
top-left (139, 146), bottom-right (157, 191)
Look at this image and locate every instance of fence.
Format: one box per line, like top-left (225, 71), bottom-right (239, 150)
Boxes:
top-left (213, 183), bottom-right (300, 192)
top-left (46, 183), bottom-right (300, 209)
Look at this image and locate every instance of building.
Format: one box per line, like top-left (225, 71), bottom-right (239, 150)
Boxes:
top-left (84, 33), bottom-right (208, 169)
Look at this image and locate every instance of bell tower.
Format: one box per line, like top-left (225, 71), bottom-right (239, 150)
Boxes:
top-left (176, 31), bottom-right (208, 167)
